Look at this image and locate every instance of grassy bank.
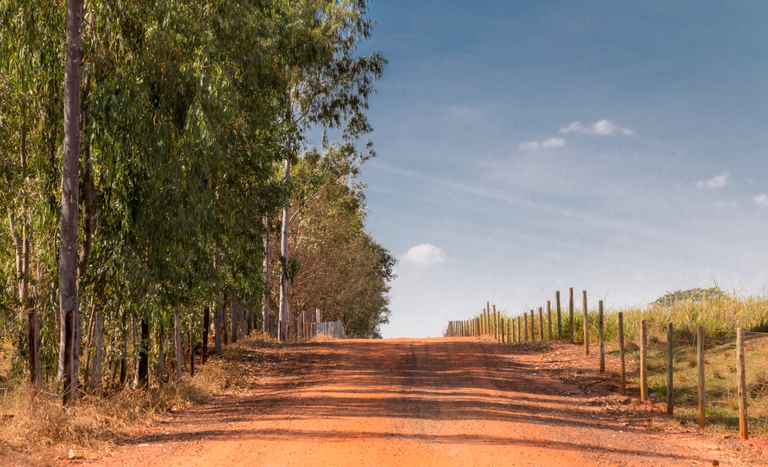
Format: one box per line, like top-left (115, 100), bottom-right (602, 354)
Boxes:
top-left (585, 290), bottom-right (768, 435)
top-left (0, 333), bottom-right (258, 458)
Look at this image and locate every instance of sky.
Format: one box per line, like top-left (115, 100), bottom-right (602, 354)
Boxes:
top-left (338, 1), bottom-right (768, 338)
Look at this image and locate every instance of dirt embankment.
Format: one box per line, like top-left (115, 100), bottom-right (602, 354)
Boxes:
top-left (16, 338), bottom-right (768, 466)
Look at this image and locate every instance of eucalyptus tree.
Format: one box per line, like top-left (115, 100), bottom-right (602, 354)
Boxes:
top-left (275, 0), bottom-right (386, 340)
top-left (288, 163), bottom-right (395, 338)
top-left (57, 0), bottom-right (84, 404)
top-left (0, 0), bottom-right (67, 390)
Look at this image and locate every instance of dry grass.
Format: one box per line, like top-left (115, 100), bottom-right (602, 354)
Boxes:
top-left (0, 347), bottom-right (247, 455)
top-left (597, 293), bottom-right (768, 435)
top-left (310, 333), bottom-right (338, 343)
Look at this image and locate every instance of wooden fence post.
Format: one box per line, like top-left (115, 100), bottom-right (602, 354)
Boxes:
top-left (501, 319), bottom-right (506, 343)
top-left (530, 310), bottom-right (535, 342)
top-left (508, 318), bottom-right (512, 343)
top-left (486, 302), bottom-right (491, 335)
top-left (524, 314), bottom-right (529, 342)
top-left (737, 327), bottom-right (748, 440)
top-left (618, 312), bottom-right (626, 395)
top-left (569, 287), bottom-right (574, 343)
top-left (556, 291), bottom-right (562, 340)
top-left (493, 304), bottom-right (498, 342)
top-left (547, 301), bottom-right (553, 341)
top-left (667, 322), bottom-right (674, 414)
top-left (598, 300), bottom-right (605, 373)
top-left (640, 319), bottom-right (648, 401)
top-left (517, 316), bottom-right (522, 342)
top-left (538, 307), bottom-right (544, 341)
top-left (697, 325), bottom-right (705, 428)
top-left (583, 290), bottom-right (589, 355)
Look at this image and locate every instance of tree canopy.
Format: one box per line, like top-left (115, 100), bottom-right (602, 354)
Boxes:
top-left (0, 0), bottom-right (392, 396)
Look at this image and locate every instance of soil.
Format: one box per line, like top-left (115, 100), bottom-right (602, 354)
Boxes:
top-left (28, 337), bottom-right (768, 466)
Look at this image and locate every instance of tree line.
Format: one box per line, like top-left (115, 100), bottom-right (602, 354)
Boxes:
top-left (0, 0), bottom-right (393, 403)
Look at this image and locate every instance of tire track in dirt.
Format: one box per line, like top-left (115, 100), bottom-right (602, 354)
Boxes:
top-left (79, 338), bottom-right (755, 467)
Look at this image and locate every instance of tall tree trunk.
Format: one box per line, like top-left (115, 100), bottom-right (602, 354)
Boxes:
top-left (189, 312), bottom-right (195, 377)
top-left (213, 255), bottom-right (222, 352)
top-left (237, 298), bottom-right (243, 339)
top-left (92, 311), bottom-right (102, 396)
top-left (157, 322), bottom-right (165, 384)
top-left (119, 305), bottom-right (127, 386)
top-left (230, 292), bottom-right (238, 344)
top-left (278, 157), bottom-right (291, 342)
top-left (202, 306), bottom-right (209, 364)
top-left (174, 314), bottom-right (182, 383)
top-left (262, 216), bottom-right (270, 332)
top-left (131, 315), bottom-right (138, 388)
top-left (222, 293), bottom-right (228, 345)
top-left (58, 0), bottom-right (83, 405)
top-left (215, 294), bottom-right (223, 352)
top-left (137, 315), bottom-right (149, 386)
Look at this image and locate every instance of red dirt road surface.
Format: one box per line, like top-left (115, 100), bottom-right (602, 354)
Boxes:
top-left (86, 338), bottom-right (761, 467)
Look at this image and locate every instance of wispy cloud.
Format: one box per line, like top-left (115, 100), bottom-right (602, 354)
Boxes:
top-left (559, 119), bottom-right (635, 136)
top-left (542, 137), bottom-right (565, 148)
top-left (696, 173), bottom-right (728, 189)
top-left (405, 244), bottom-right (445, 264)
top-left (755, 194), bottom-right (768, 206)
top-left (519, 138), bottom-right (565, 151)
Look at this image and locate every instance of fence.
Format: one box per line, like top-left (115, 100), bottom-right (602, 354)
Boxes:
top-left (444, 289), bottom-right (768, 440)
top-left (317, 321), bottom-right (347, 339)
top-left (262, 309), bottom-right (321, 342)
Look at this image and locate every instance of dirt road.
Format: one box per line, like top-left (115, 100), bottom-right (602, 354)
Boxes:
top-left (87, 338), bottom-right (758, 466)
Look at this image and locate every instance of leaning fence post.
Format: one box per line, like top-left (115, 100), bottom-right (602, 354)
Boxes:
top-left (569, 287), bottom-right (574, 343)
top-left (598, 300), bottom-right (605, 373)
top-left (556, 291), bottom-right (562, 340)
top-left (737, 327), bottom-right (748, 440)
top-left (547, 301), bottom-right (553, 341)
top-left (697, 325), bottom-right (705, 428)
top-left (640, 319), bottom-right (648, 401)
top-left (667, 322), bottom-right (674, 415)
top-left (583, 290), bottom-right (589, 355)
top-left (618, 312), bottom-right (626, 395)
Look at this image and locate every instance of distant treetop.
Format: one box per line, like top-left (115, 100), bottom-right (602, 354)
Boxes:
top-left (652, 287), bottom-right (723, 307)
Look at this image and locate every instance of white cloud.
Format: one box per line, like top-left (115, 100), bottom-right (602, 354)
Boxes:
top-left (559, 119), bottom-right (635, 136)
top-left (519, 138), bottom-right (564, 151)
top-left (559, 121), bottom-right (585, 134)
top-left (696, 173), bottom-right (728, 189)
top-left (405, 244), bottom-right (445, 264)
top-left (542, 137), bottom-right (565, 149)
top-left (755, 194), bottom-right (768, 206)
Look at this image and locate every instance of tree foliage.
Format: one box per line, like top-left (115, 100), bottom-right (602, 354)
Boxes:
top-left (0, 0), bottom-right (390, 395)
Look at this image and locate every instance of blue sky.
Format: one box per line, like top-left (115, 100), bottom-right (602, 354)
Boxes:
top-left (346, 1), bottom-right (768, 338)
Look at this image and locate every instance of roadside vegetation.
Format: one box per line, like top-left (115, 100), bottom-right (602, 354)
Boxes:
top-left (0, 0), bottom-right (393, 459)
top-left (468, 287), bottom-right (768, 435)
